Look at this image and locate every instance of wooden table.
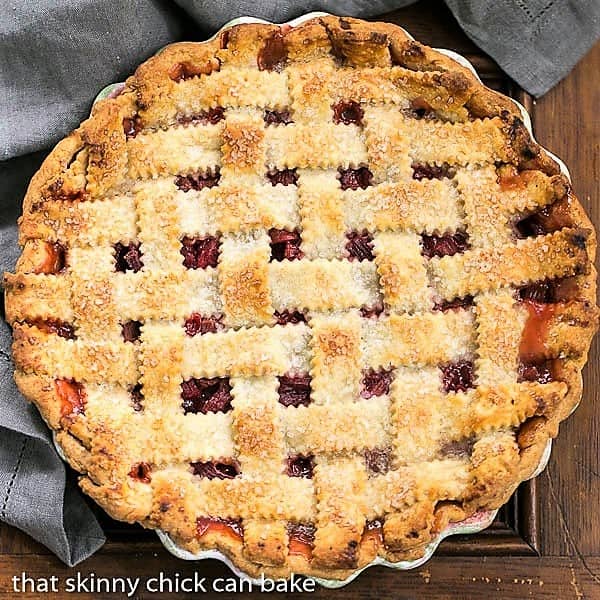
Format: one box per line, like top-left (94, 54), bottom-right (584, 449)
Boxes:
top-left (1, 1), bottom-right (598, 598)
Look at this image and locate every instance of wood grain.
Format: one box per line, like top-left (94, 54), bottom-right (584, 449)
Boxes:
top-left (532, 36), bottom-right (600, 564)
top-left (0, 556), bottom-right (598, 599)
top-left (1, 1), bottom-right (599, 597)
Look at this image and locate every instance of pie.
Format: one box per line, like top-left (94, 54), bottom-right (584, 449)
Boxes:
top-left (4, 15), bottom-right (598, 581)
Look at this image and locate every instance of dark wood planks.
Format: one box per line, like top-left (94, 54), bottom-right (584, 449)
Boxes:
top-left (531, 38), bottom-right (600, 562)
top-left (0, 556), bottom-right (599, 599)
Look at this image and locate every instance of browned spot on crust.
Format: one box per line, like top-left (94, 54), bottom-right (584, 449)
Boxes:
top-left (169, 59), bottom-right (220, 81)
top-left (517, 416), bottom-right (547, 450)
top-left (46, 179), bottom-right (85, 202)
top-left (437, 71), bottom-right (471, 94)
top-left (439, 436), bottom-right (475, 458)
top-left (393, 40), bottom-right (426, 65)
top-left (220, 29), bottom-right (230, 49)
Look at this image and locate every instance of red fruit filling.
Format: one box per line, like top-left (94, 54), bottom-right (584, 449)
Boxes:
top-left (364, 448), bottom-right (391, 475)
top-left (269, 229), bottom-right (304, 261)
top-left (114, 243), bottom-right (143, 272)
top-left (411, 162), bottom-right (455, 181)
top-left (175, 170), bottom-right (221, 192)
top-left (191, 460), bottom-right (240, 480)
top-left (433, 295), bottom-right (474, 312)
top-left (220, 30), bottom-right (230, 49)
top-left (128, 462), bottom-right (151, 483)
top-left (346, 231), bottom-right (375, 261)
top-left (123, 115), bottom-right (143, 139)
top-left (519, 300), bottom-right (556, 362)
top-left (264, 109), bottom-right (293, 125)
top-left (439, 437), bottom-right (475, 458)
top-left (181, 378), bottom-right (232, 414)
top-left (177, 107), bottom-right (225, 126)
top-left (55, 379), bottom-right (86, 418)
top-left (257, 31), bottom-right (287, 72)
top-left (131, 383), bottom-right (144, 412)
top-left (274, 310), bottom-right (306, 325)
top-left (287, 523), bottom-right (315, 559)
top-left (421, 231), bottom-right (469, 258)
top-left (35, 242), bottom-right (66, 274)
top-left (360, 302), bottom-right (384, 319)
top-left (514, 197), bottom-right (574, 238)
top-left (338, 167), bottom-right (373, 190)
top-left (363, 519), bottom-right (384, 544)
top-left (518, 360), bottom-right (554, 384)
top-left (266, 168), bottom-right (298, 186)
top-left (361, 368), bottom-right (394, 399)
top-left (28, 319), bottom-right (75, 340)
top-left (180, 236), bottom-right (220, 269)
top-left (366, 518), bottom-right (384, 531)
top-left (286, 455), bottom-right (314, 478)
top-left (518, 276), bottom-right (582, 306)
top-left (332, 100), bottom-right (364, 125)
top-left (184, 313), bottom-right (224, 336)
top-left (197, 517), bottom-right (243, 541)
top-left (440, 360), bottom-right (474, 393)
top-left (121, 320), bottom-right (141, 342)
top-left (518, 281), bottom-right (556, 303)
top-left (277, 374), bottom-right (311, 407)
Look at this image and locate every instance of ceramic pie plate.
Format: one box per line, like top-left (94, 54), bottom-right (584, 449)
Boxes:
top-left (49, 11), bottom-right (572, 588)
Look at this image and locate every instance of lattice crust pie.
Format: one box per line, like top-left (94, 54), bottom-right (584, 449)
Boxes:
top-left (4, 15), bottom-right (599, 580)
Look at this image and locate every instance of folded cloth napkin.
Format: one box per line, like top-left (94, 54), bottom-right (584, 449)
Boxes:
top-left (0, 0), bottom-right (598, 566)
top-left (0, 153), bottom-right (106, 565)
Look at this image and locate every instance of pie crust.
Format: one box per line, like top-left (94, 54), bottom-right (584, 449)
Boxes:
top-left (4, 15), bottom-right (598, 580)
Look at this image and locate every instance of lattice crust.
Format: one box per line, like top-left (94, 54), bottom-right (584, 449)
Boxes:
top-left (4, 15), bottom-right (599, 580)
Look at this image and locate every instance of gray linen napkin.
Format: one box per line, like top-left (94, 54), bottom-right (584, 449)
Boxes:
top-left (1, 0), bottom-right (598, 566)
top-left (445, 0), bottom-right (600, 97)
top-left (0, 152), bottom-right (106, 565)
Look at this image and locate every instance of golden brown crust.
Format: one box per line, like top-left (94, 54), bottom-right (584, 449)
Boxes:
top-left (3, 15), bottom-right (598, 581)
